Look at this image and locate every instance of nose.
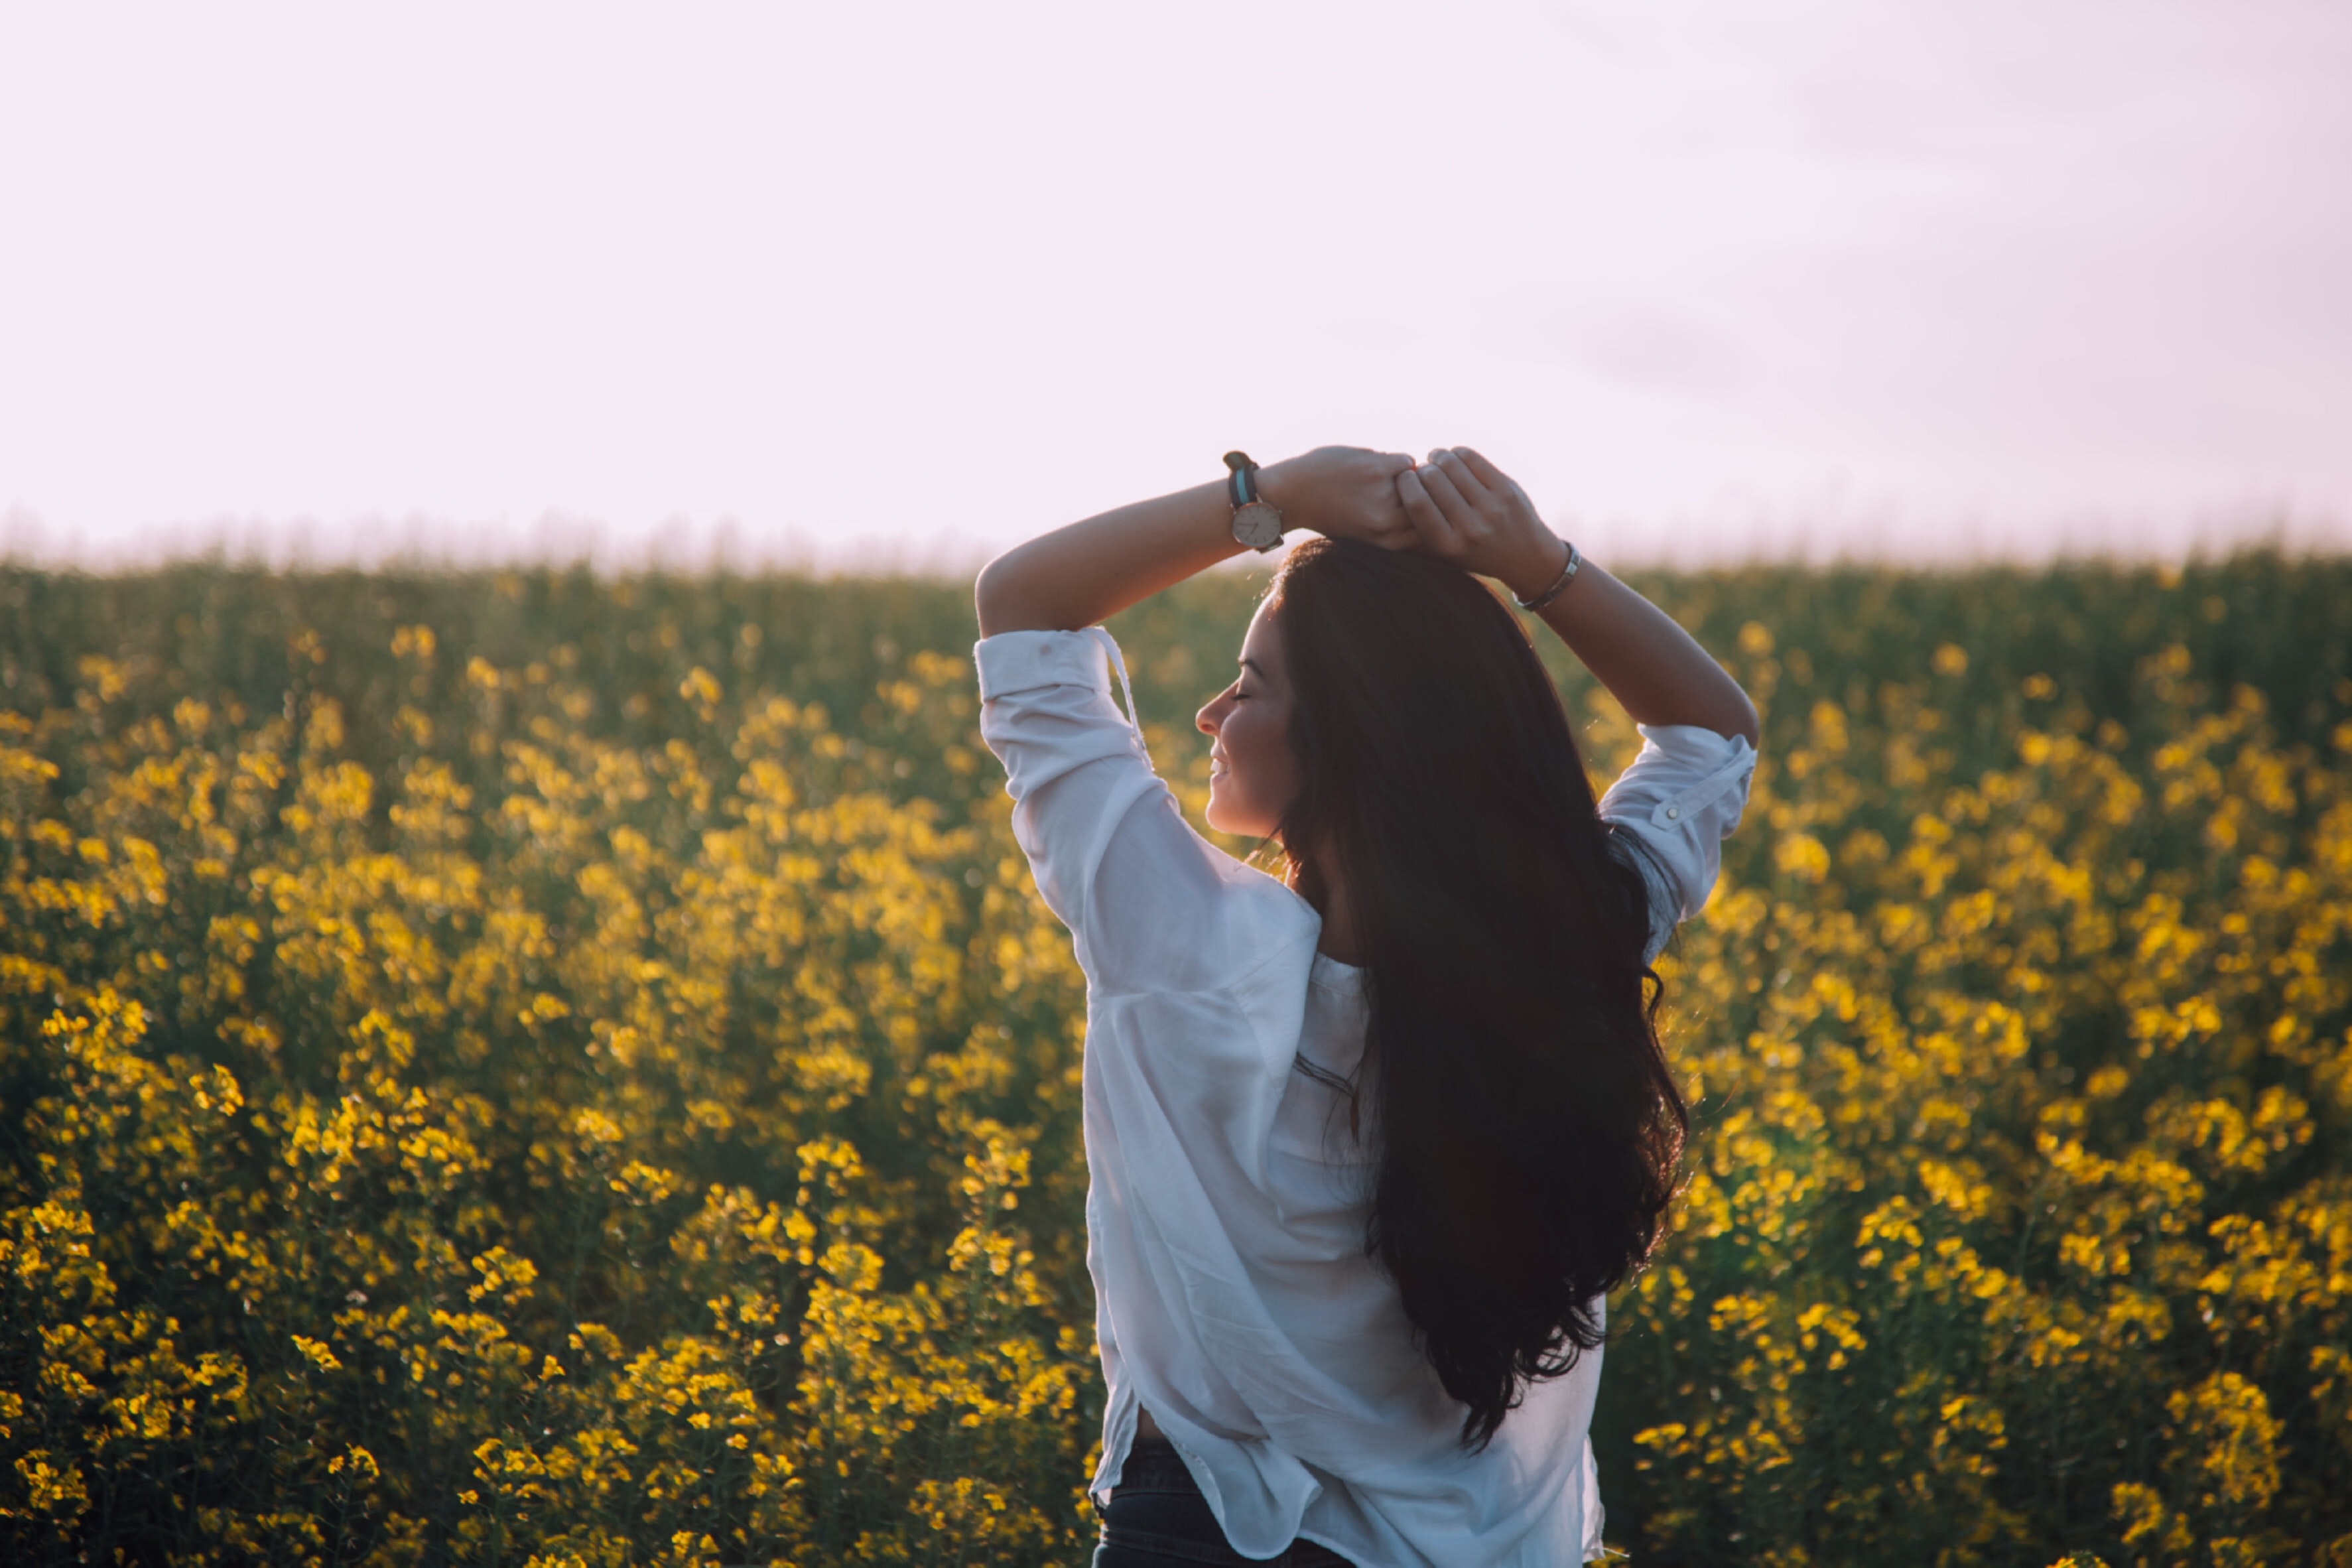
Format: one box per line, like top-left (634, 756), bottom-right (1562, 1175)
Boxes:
top-left (1196, 690), bottom-right (1228, 737)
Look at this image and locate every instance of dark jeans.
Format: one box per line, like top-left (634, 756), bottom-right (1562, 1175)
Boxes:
top-left (1092, 1435), bottom-right (1358, 1567)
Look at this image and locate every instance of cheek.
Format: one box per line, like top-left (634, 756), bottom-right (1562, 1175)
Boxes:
top-left (1225, 710), bottom-right (1297, 805)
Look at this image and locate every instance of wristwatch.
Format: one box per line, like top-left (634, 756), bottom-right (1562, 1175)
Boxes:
top-left (1223, 452), bottom-right (1285, 553)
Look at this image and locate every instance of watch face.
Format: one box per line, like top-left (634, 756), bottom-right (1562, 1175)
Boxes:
top-left (1232, 501), bottom-right (1285, 552)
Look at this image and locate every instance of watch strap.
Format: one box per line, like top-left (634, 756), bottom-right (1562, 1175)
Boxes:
top-left (1223, 450), bottom-right (1260, 510)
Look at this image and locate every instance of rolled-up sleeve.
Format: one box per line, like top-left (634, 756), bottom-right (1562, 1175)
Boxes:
top-left (976, 628), bottom-right (1315, 997)
top-left (1597, 722), bottom-right (1757, 960)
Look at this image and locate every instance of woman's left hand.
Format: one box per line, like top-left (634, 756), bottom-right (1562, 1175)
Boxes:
top-left (1258, 447), bottom-right (1421, 551)
top-left (1396, 448), bottom-right (1570, 602)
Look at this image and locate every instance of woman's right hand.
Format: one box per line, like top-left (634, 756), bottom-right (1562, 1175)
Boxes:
top-left (1395, 447), bottom-right (1571, 602)
top-left (1398, 447), bottom-right (1761, 744)
top-left (1258, 447), bottom-right (1421, 551)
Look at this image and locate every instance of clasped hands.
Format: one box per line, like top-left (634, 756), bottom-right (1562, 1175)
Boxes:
top-left (1256, 446), bottom-right (1571, 606)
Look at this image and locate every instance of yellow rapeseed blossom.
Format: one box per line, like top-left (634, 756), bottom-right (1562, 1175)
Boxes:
top-left (2, 559), bottom-right (2347, 1565)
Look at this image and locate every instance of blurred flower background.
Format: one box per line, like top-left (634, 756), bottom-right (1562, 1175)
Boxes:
top-left (2, 560), bottom-right (2347, 1565)
top-left (3, 4), bottom-right (2349, 1565)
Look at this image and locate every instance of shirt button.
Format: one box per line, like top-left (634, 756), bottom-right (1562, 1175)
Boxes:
top-left (1665, 806), bottom-right (1680, 820)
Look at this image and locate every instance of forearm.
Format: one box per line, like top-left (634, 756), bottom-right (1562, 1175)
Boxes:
top-left (974, 480), bottom-right (1246, 637)
top-left (1396, 449), bottom-right (1758, 747)
top-left (1527, 555), bottom-right (1760, 746)
top-left (974, 448), bottom-right (1417, 636)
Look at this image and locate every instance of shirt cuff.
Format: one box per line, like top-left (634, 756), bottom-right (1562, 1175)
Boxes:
top-left (1632, 723), bottom-right (1757, 830)
top-left (974, 629), bottom-right (1117, 702)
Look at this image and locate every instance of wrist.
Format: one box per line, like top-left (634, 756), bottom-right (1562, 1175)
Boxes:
top-left (1252, 456), bottom-right (1297, 515)
top-left (1502, 534), bottom-right (1571, 603)
top-left (1222, 452), bottom-right (1290, 553)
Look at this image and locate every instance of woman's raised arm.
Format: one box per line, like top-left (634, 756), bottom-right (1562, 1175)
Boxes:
top-left (974, 448), bottom-right (1418, 637)
top-left (1397, 448), bottom-right (1761, 747)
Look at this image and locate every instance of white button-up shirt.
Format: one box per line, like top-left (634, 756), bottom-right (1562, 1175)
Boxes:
top-left (976, 627), bottom-right (1755, 1567)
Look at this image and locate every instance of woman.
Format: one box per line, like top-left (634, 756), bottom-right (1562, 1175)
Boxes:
top-left (972, 446), bottom-right (1758, 1567)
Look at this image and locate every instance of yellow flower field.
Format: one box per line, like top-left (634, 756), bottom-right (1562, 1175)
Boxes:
top-left (1, 557), bottom-right (2347, 1566)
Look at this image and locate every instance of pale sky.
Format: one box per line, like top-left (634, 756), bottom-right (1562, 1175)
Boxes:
top-left (3, 1), bottom-right (2347, 570)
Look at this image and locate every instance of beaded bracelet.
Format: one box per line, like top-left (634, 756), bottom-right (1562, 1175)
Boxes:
top-left (1512, 539), bottom-right (1582, 612)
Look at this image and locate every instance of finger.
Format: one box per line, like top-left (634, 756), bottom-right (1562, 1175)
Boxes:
top-left (1451, 447), bottom-right (1514, 493)
top-left (1413, 459), bottom-right (1481, 533)
top-left (1378, 451), bottom-right (1417, 477)
top-left (1395, 468), bottom-right (1463, 555)
top-left (1427, 448), bottom-right (1494, 506)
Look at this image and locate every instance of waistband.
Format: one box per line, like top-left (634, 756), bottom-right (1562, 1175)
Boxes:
top-left (1114, 1433), bottom-right (1202, 1494)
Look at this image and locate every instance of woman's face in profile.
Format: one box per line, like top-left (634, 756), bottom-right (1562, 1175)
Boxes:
top-left (1195, 600), bottom-right (1301, 840)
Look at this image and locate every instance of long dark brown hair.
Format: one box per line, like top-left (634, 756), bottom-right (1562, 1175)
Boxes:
top-left (1267, 537), bottom-right (1687, 1449)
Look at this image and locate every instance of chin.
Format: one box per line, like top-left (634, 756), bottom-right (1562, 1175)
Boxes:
top-left (1203, 795), bottom-right (1244, 838)
top-left (1207, 805), bottom-right (1268, 841)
